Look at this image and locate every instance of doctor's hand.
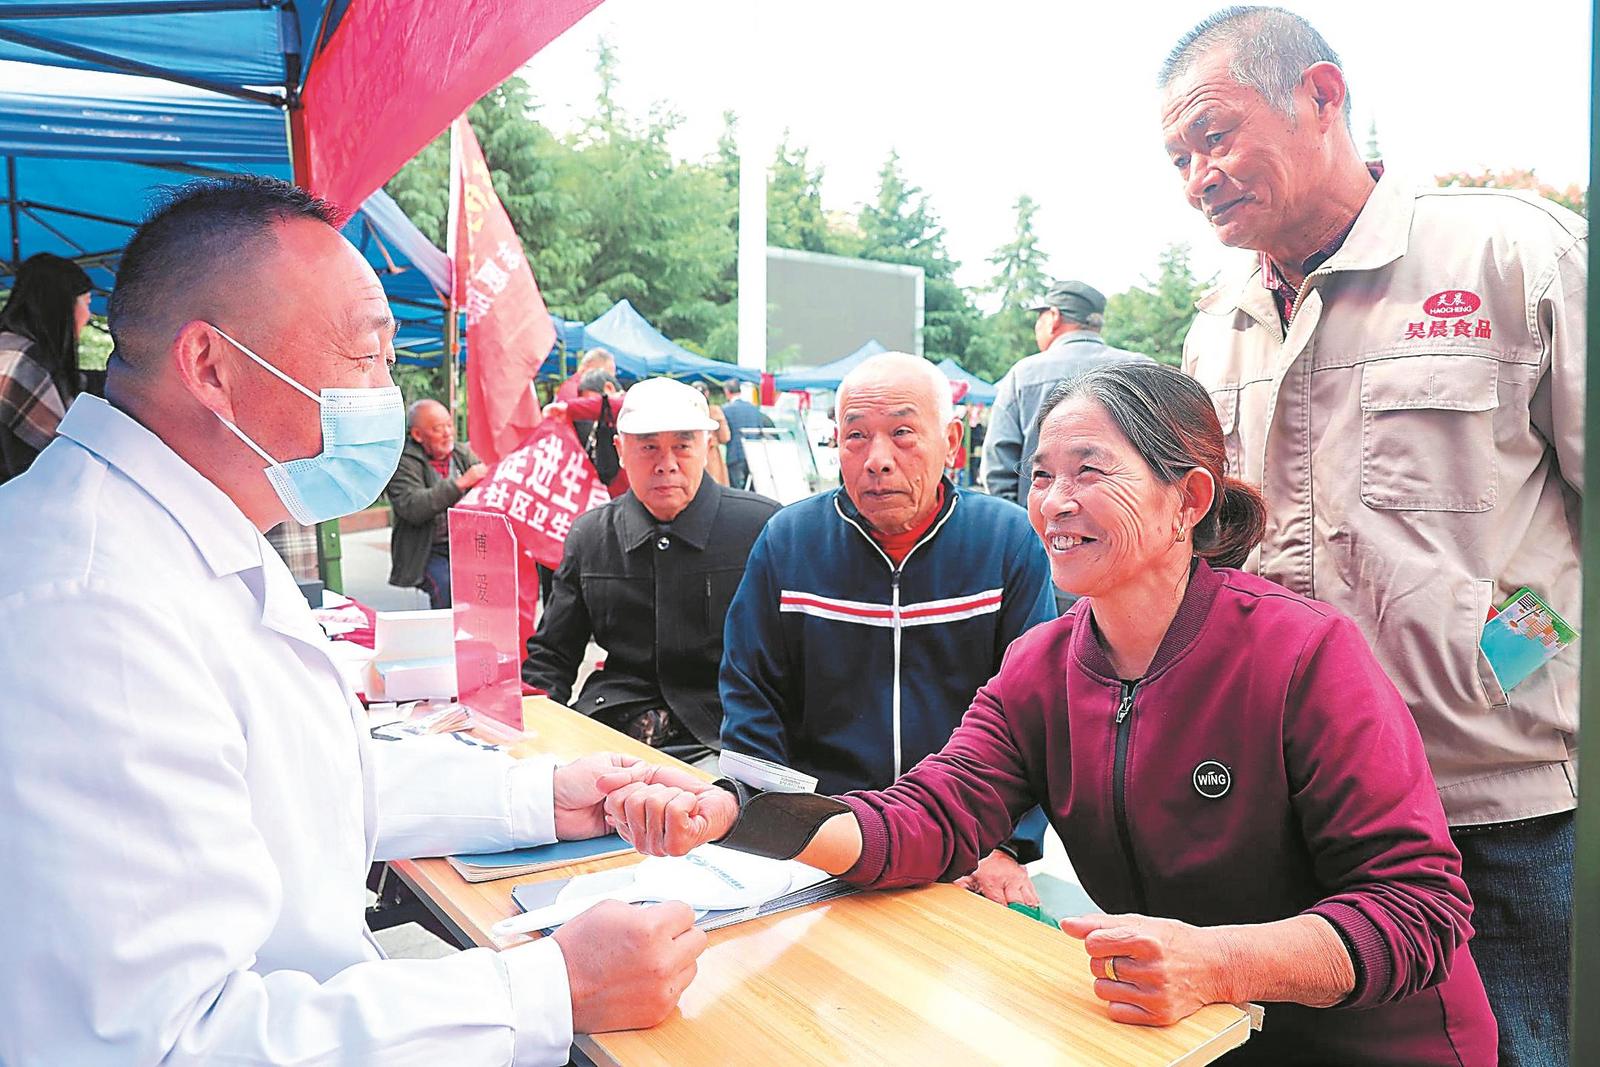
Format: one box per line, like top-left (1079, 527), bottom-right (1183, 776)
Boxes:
top-left (553, 899), bottom-right (706, 1034)
top-left (955, 849), bottom-right (1041, 907)
top-left (1059, 913), bottom-right (1223, 1027)
top-left (552, 753), bottom-right (661, 840)
top-left (601, 772), bottom-right (738, 857)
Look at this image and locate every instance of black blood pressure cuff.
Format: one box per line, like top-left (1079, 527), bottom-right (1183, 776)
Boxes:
top-left (711, 777), bottom-right (851, 861)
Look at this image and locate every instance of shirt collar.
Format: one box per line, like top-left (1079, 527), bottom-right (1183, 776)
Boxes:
top-left (1045, 329), bottom-right (1104, 351)
top-left (58, 395), bottom-right (266, 578)
top-left (1259, 161), bottom-right (1387, 295)
top-left (618, 474), bottom-right (723, 551)
top-left (1198, 163), bottom-right (1413, 321)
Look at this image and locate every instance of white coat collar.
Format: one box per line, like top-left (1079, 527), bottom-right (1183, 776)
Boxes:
top-left (58, 395), bottom-right (267, 579)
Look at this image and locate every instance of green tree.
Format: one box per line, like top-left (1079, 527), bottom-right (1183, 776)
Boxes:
top-left (384, 46), bottom-right (742, 369)
top-left (589, 36), bottom-right (625, 139)
top-left (713, 111), bottom-right (740, 192)
top-left (767, 135), bottom-right (832, 253)
top-left (855, 151), bottom-right (983, 367)
top-left (858, 151), bottom-right (951, 273)
top-left (1102, 244), bottom-right (1213, 367)
top-left (986, 195), bottom-right (1049, 312)
top-left (964, 195), bottom-right (1050, 380)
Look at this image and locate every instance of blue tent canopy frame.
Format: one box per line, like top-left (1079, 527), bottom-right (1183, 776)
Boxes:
top-left (936, 357), bottom-right (996, 405)
top-left (0, 0), bottom-right (353, 107)
top-left (772, 338), bottom-right (887, 391)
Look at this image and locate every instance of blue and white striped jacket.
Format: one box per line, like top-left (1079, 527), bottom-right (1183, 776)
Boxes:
top-left (719, 480), bottom-right (1056, 856)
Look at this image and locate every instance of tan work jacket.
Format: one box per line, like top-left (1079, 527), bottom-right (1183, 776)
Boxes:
top-left (1183, 174), bottom-right (1585, 826)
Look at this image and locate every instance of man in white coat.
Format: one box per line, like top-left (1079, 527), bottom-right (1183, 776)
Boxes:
top-left (0, 176), bottom-right (705, 1065)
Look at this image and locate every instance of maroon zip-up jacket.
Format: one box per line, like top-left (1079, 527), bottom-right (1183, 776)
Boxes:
top-left (839, 561), bottom-right (1496, 1065)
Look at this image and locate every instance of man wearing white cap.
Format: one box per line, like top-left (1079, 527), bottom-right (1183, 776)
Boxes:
top-left (524, 377), bottom-right (779, 768)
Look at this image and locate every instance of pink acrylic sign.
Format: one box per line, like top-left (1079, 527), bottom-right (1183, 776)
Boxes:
top-left (448, 507), bottom-right (523, 730)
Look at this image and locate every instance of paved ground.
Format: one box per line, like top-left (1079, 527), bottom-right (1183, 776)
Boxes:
top-left (341, 525), bottom-right (1091, 960)
top-left (340, 526), bottom-right (429, 611)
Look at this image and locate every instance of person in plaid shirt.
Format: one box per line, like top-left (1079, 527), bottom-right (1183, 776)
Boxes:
top-left (0, 253), bottom-right (92, 483)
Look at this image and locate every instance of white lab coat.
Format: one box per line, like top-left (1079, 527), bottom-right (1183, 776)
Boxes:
top-left (0, 396), bottom-right (572, 1065)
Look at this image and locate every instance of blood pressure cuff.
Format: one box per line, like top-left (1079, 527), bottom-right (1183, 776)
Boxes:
top-left (711, 777), bottom-right (851, 861)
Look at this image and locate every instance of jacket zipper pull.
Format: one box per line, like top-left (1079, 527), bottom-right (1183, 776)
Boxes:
top-left (1116, 682), bottom-right (1136, 724)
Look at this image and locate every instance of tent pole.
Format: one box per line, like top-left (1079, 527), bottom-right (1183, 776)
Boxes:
top-left (6, 156), bottom-right (19, 271)
top-left (446, 300), bottom-right (460, 431)
top-left (0, 1), bottom-right (262, 19)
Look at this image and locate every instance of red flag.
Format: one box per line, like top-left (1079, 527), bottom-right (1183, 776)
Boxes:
top-left (449, 116), bottom-right (552, 463)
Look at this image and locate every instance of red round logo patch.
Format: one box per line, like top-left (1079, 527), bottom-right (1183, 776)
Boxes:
top-left (1423, 290), bottom-right (1482, 318)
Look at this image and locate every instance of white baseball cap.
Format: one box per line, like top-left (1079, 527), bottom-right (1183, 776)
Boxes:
top-left (615, 377), bottom-right (720, 435)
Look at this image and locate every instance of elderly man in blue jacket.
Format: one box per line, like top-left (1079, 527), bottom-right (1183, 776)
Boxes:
top-left (720, 351), bottom-right (1056, 904)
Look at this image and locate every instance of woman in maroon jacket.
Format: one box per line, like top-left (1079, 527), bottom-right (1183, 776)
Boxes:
top-left (602, 362), bottom-right (1497, 1065)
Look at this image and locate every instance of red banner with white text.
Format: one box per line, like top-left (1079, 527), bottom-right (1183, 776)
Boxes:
top-left (459, 419), bottom-right (612, 571)
top-left (450, 116), bottom-right (552, 464)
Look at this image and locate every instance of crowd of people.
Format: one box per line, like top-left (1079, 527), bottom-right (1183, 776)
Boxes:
top-left (0, 6), bottom-right (1584, 1066)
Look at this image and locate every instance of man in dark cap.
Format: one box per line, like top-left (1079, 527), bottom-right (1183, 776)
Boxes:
top-left (980, 280), bottom-right (1150, 503)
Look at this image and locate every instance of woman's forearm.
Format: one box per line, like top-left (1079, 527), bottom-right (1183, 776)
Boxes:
top-left (1208, 914), bottom-right (1356, 1008)
top-left (793, 813), bottom-right (864, 875)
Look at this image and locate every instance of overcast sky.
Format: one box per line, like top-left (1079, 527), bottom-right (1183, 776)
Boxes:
top-left (519, 0), bottom-right (1592, 301)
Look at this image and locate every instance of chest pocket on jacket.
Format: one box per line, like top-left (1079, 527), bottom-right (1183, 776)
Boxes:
top-left (1359, 355), bottom-right (1498, 512)
top-left (1208, 386), bottom-right (1241, 479)
top-left (702, 566), bottom-right (745, 633)
top-left (580, 574), bottom-right (630, 636)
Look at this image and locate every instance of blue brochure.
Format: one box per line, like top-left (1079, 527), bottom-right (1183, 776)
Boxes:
top-left (447, 834), bottom-right (632, 882)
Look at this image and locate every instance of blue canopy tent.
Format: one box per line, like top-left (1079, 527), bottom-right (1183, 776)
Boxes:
top-left (936, 358), bottom-right (996, 405)
top-left (0, 0), bottom-right (350, 264)
top-left (1, 152), bottom-right (455, 370)
top-left (0, 56), bottom-right (463, 364)
top-left (0, 59), bottom-right (297, 304)
top-left (584, 298), bottom-right (758, 384)
top-left (0, 0), bottom-right (349, 103)
top-left (534, 298), bottom-right (757, 385)
top-left (772, 338), bottom-right (887, 391)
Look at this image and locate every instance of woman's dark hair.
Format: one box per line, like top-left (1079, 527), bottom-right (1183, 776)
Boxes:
top-left (1032, 361), bottom-right (1266, 569)
top-left (0, 253), bottom-right (92, 394)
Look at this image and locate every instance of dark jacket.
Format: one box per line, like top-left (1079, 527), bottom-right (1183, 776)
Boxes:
top-left (840, 561), bottom-right (1496, 1066)
top-left (522, 476), bottom-right (778, 747)
top-left (720, 480), bottom-right (1056, 864)
top-left (720, 398), bottom-right (771, 466)
top-left (385, 438), bottom-right (480, 588)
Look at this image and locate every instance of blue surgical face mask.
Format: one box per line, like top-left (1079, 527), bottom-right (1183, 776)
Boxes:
top-left (209, 324), bottom-right (405, 525)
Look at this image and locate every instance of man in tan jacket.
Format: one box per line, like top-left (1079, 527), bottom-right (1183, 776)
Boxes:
top-left (1162, 9), bottom-right (1584, 1065)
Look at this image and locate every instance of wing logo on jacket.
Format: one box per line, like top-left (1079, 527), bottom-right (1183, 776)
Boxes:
top-left (778, 588), bottom-right (1004, 628)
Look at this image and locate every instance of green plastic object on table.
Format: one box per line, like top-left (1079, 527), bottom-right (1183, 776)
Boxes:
top-left (1007, 901), bottom-right (1062, 928)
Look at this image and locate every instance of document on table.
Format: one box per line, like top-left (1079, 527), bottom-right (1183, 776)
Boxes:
top-left (506, 843), bottom-right (858, 934)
